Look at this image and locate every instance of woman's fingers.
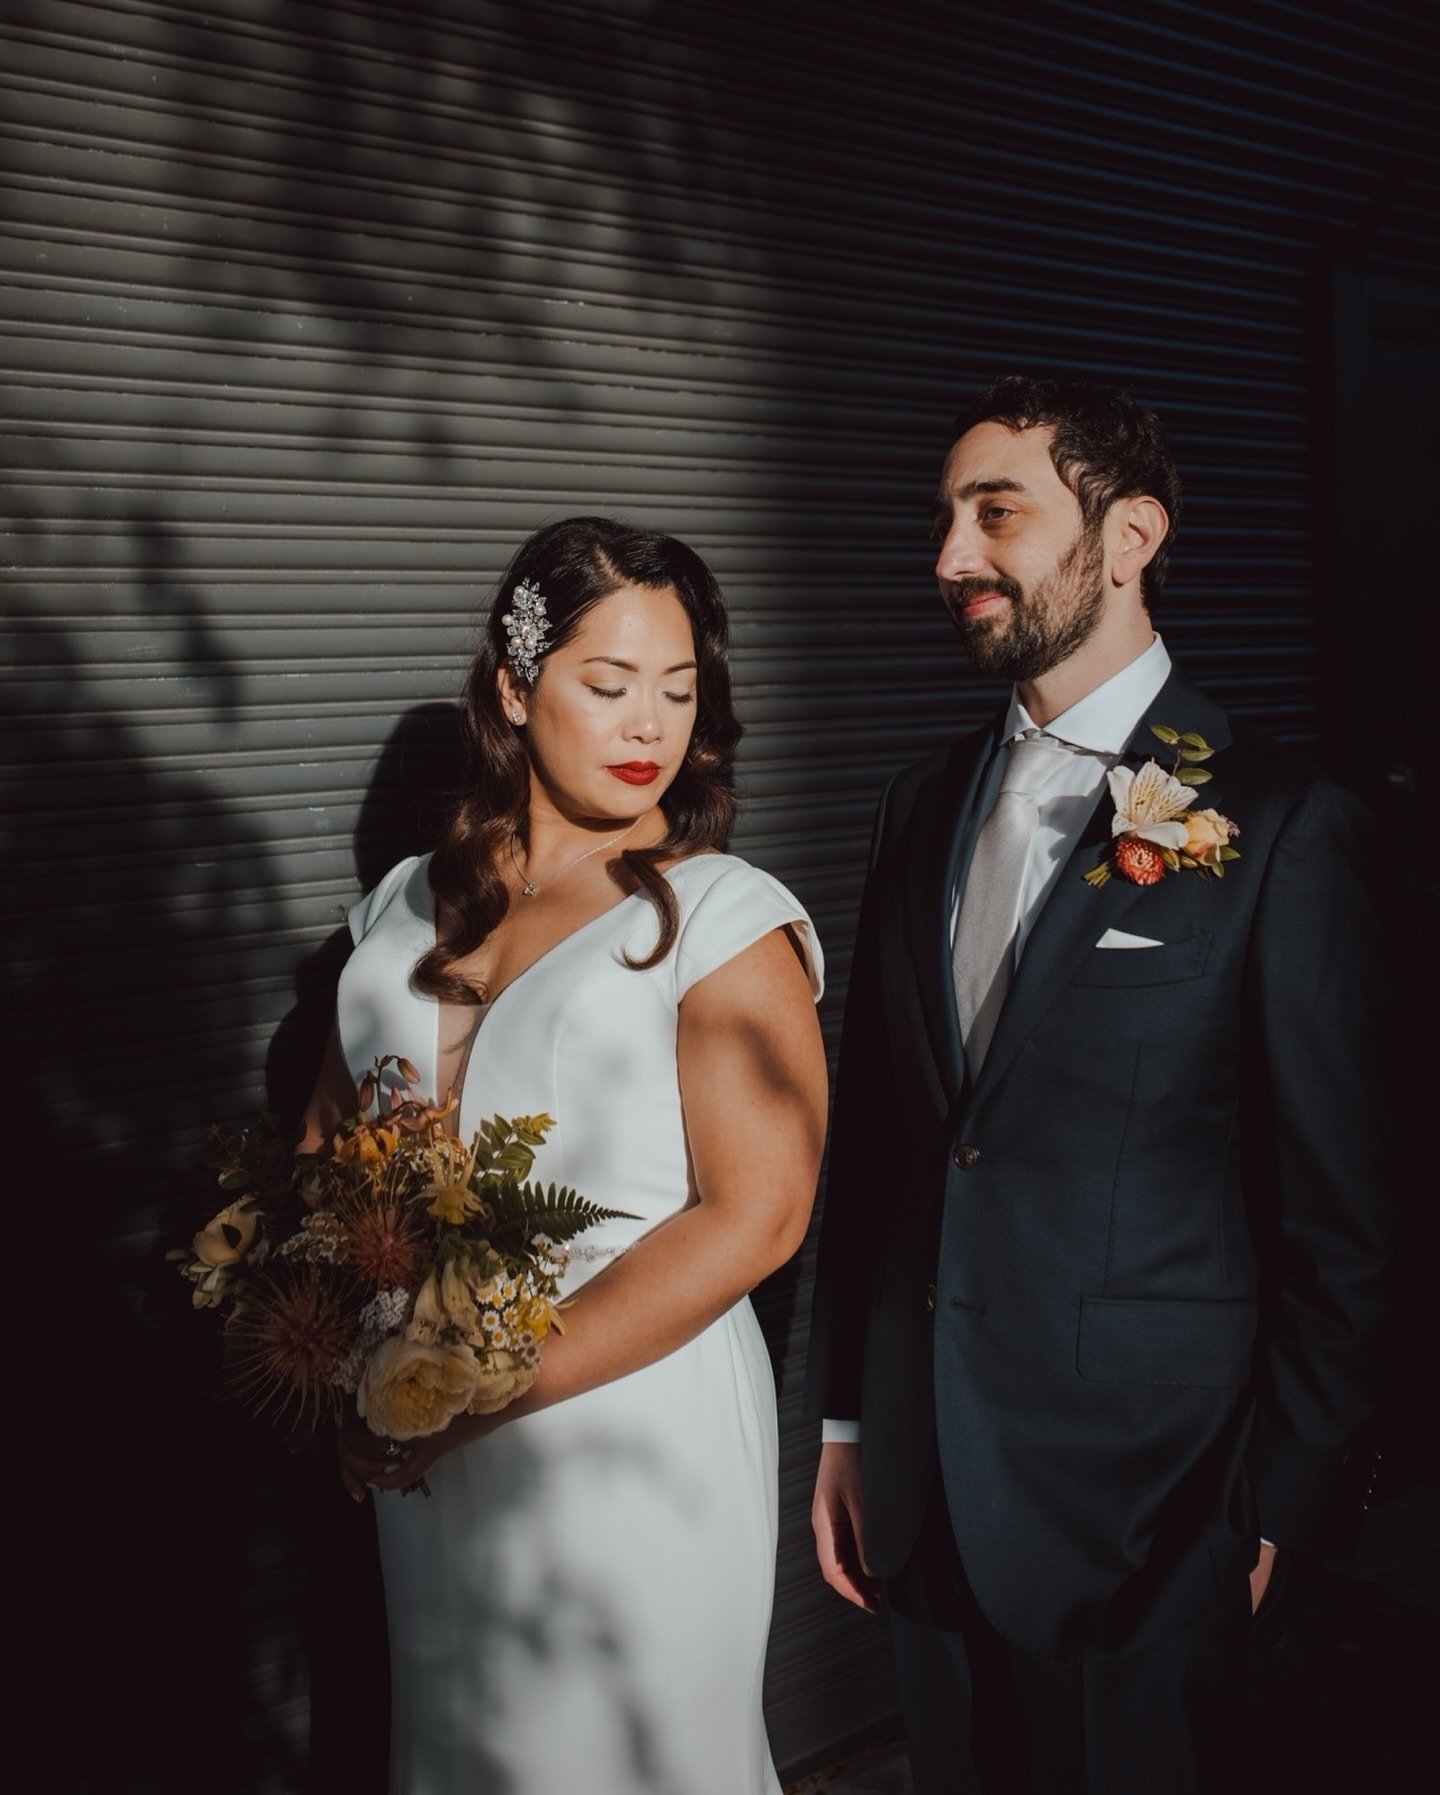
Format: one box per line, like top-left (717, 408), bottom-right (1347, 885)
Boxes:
top-left (336, 1422), bottom-right (411, 1501)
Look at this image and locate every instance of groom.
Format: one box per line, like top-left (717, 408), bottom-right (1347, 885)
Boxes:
top-left (807, 376), bottom-right (1391, 1793)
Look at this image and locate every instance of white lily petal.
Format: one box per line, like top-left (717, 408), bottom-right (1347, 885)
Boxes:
top-left (1128, 759), bottom-right (1196, 824)
top-left (1131, 820), bottom-right (1190, 849)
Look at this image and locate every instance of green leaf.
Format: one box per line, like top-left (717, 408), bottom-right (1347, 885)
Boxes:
top-left (1218, 845), bottom-right (1241, 862)
top-left (484, 1181), bottom-right (638, 1246)
top-left (1210, 860), bottom-right (1225, 879)
top-left (1178, 732), bottom-right (1212, 751)
top-left (1177, 746), bottom-right (1215, 763)
top-left (1176, 766), bottom-right (1213, 785)
top-left (1149, 724), bottom-right (1180, 745)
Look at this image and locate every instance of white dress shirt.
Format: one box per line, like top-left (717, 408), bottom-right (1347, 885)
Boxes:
top-left (822, 635), bottom-right (1172, 1445)
top-left (951, 632), bottom-right (1171, 955)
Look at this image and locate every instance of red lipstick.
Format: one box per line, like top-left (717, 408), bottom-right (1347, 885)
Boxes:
top-left (607, 762), bottom-right (661, 786)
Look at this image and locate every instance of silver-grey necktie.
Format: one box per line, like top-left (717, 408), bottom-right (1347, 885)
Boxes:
top-left (953, 732), bottom-right (1068, 1075)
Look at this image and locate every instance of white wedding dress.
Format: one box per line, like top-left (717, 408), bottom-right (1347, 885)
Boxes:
top-left (338, 851), bottom-right (823, 1795)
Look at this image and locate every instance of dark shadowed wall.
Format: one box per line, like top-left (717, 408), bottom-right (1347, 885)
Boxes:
top-left (4, 2), bottom-right (1435, 1789)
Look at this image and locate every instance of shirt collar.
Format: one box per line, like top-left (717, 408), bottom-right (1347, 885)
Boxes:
top-left (1002, 633), bottom-right (1171, 755)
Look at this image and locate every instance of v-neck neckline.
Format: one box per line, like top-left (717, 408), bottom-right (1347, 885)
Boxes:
top-left (436, 887), bottom-right (643, 1027)
top-left (424, 855), bottom-right (721, 1112)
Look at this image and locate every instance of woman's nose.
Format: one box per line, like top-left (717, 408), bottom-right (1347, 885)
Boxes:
top-left (622, 701), bottom-right (662, 743)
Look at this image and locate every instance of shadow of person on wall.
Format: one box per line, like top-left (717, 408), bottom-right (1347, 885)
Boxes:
top-left (266, 701), bottom-right (465, 1794)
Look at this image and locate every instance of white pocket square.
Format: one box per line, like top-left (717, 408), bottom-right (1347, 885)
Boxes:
top-left (1096, 927), bottom-right (1164, 949)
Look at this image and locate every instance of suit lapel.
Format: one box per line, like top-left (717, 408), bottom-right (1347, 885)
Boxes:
top-left (901, 722), bottom-right (998, 1102)
top-left (966, 668), bottom-right (1231, 1107)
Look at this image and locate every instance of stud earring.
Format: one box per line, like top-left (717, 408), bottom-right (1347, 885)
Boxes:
top-left (511, 709), bottom-right (524, 724)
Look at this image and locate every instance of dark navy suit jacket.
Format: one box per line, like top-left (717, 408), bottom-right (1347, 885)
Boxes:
top-left (806, 667), bottom-right (1393, 1659)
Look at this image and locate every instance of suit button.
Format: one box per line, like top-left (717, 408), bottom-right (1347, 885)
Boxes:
top-left (925, 1283), bottom-right (936, 1312)
top-left (953, 1143), bottom-right (982, 1169)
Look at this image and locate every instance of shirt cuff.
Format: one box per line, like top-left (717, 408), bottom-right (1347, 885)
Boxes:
top-left (822, 1418), bottom-right (862, 1444)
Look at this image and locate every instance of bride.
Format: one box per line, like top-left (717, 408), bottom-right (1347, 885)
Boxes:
top-left (301, 516), bottom-right (828, 1795)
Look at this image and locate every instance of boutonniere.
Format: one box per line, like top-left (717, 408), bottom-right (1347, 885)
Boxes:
top-left (1084, 725), bottom-right (1241, 888)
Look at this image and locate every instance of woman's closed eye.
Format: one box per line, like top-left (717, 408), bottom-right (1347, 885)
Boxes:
top-left (587, 684), bottom-right (694, 705)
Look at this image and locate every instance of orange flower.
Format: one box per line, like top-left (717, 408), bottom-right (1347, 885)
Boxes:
top-left (1113, 836), bottom-right (1166, 886)
top-left (332, 1124), bottom-right (399, 1166)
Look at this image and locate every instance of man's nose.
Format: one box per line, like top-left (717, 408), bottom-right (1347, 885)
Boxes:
top-left (934, 520), bottom-right (987, 582)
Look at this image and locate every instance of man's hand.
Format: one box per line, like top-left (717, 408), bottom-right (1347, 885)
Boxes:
top-left (812, 1441), bottom-right (879, 1613)
top-left (1248, 1540), bottom-right (1278, 1615)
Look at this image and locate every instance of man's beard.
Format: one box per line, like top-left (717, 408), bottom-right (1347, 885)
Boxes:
top-left (946, 524), bottom-right (1106, 683)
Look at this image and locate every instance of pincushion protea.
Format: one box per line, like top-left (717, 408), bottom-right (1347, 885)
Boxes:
top-left (225, 1263), bottom-right (357, 1430)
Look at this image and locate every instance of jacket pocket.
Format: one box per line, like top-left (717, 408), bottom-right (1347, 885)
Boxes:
top-left (1076, 1294), bottom-right (1257, 1386)
top-left (1068, 930), bottom-right (1212, 987)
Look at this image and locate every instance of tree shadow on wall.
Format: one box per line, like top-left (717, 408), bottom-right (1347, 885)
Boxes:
top-left (156, 0), bottom-right (735, 454)
top-left (1, 595), bottom-right (311, 1793)
top-left (0, 2), bottom-right (837, 1783)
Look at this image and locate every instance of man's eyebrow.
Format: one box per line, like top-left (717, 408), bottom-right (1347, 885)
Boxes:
top-left (580, 656), bottom-right (698, 674)
top-left (952, 477), bottom-right (1031, 502)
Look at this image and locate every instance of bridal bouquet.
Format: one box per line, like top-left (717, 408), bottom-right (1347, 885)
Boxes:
top-left (170, 1056), bottom-right (628, 1443)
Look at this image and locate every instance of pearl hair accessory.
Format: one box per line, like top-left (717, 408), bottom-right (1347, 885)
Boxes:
top-left (501, 578), bottom-right (551, 685)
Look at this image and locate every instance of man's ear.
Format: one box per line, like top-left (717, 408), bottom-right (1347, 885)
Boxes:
top-left (1109, 495), bottom-right (1169, 589)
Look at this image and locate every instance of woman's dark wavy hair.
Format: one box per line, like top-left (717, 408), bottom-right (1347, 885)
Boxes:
top-left (414, 516), bottom-right (741, 1004)
top-left (954, 375), bottom-right (1182, 608)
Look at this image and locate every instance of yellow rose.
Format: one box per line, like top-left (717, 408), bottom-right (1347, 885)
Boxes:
top-left (357, 1336), bottom-right (479, 1441)
top-left (1183, 808), bottom-right (1235, 862)
top-left (467, 1351), bottom-right (537, 1416)
top-left (192, 1200), bottom-right (261, 1268)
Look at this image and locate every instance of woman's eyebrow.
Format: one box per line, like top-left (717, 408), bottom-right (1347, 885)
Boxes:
top-left (580, 657), bottom-right (698, 674)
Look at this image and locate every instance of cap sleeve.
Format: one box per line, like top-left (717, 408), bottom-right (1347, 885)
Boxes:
top-left (674, 861), bottom-right (824, 1002)
top-left (348, 855), bottom-right (423, 945)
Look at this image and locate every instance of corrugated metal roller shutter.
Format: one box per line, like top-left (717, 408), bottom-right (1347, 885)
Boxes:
top-left (4, 1), bottom-right (1436, 1788)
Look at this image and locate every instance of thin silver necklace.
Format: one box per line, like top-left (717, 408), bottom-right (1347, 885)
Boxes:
top-left (509, 818), bottom-right (640, 897)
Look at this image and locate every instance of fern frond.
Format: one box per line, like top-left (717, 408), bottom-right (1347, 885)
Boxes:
top-left (477, 1181), bottom-right (637, 1247)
